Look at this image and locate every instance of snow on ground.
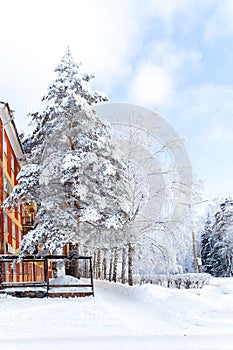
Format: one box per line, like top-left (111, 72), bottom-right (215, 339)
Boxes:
top-left (0, 277), bottom-right (233, 350)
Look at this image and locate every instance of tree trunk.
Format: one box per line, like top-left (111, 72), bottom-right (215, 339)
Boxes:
top-left (83, 247), bottom-right (89, 278)
top-left (65, 243), bottom-right (79, 277)
top-left (113, 248), bottom-right (118, 283)
top-left (73, 243), bottom-right (79, 278)
top-left (109, 256), bottom-right (113, 282)
top-left (96, 250), bottom-right (101, 280)
top-left (93, 251), bottom-right (97, 279)
top-left (121, 247), bottom-right (126, 284)
top-left (128, 243), bottom-right (133, 286)
top-left (102, 250), bottom-right (107, 280)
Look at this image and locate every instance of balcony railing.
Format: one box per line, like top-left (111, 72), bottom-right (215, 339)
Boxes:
top-left (22, 216), bottom-right (34, 235)
top-left (22, 216), bottom-right (34, 226)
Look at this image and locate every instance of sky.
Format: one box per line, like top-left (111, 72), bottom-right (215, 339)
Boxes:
top-left (1, 0), bottom-right (233, 201)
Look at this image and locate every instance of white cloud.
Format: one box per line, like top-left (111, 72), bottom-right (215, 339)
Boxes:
top-left (0, 0), bottom-right (204, 116)
top-left (126, 39), bottom-right (202, 108)
top-left (202, 126), bottom-right (233, 144)
top-left (0, 0), bottom-right (154, 101)
top-left (127, 62), bottom-right (173, 106)
top-left (0, 0), bottom-right (204, 93)
top-left (171, 84), bottom-right (233, 122)
top-left (144, 0), bottom-right (196, 24)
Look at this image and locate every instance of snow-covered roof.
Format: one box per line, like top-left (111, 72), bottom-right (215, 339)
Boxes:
top-left (0, 101), bottom-right (24, 160)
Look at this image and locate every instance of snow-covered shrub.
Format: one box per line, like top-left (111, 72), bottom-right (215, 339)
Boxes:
top-left (136, 273), bottom-right (210, 289)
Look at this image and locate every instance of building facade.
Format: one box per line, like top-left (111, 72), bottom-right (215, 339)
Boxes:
top-left (0, 101), bottom-right (24, 256)
top-left (0, 102), bottom-right (46, 283)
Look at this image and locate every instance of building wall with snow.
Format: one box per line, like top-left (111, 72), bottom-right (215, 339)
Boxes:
top-left (0, 101), bottom-right (24, 257)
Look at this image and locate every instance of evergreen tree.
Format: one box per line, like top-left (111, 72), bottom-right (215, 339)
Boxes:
top-left (201, 213), bottom-right (213, 274)
top-left (4, 48), bottom-right (131, 256)
top-left (23, 47), bottom-right (108, 162)
top-left (210, 198), bottom-right (233, 277)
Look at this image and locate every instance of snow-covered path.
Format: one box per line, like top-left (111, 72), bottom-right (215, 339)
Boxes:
top-left (0, 278), bottom-right (233, 350)
top-left (2, 334), bottom-right (233, 350)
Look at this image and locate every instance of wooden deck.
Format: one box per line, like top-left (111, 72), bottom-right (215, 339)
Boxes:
top-left (0, 281), bottom-right (94, 298)
top-left (0, 254), bottom-right (94, 298)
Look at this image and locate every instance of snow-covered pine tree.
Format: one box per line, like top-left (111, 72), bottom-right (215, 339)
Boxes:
top-left (4, 48), bottom-right (131, 256)
top-left (210, 197), bottom-right (233, 277)
top-left (23, 47), bottom-right (108, 163)
top-left (200, 213), bottom-right (213, 274)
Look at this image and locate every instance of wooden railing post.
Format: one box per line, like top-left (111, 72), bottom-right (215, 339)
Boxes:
top-left (44, 258), bottom-right (49, 297)
top-left (89, 257), bottom-right (94, 297)
top-left (0, 260), bottom-right (2, 286)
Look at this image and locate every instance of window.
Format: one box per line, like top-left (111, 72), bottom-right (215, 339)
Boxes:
top-left (17, 204), bottom-right (21, 216)
top-left (3, 136), bottom-right (7, 156)
top-left (3, 214), bottom-right (8, 233)
top-left (4, 176), bottom-right (13, 196)
top-left (12, 222), bottom-right (15, 239)
top-left (11, 154), bottom-right (15, 173)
